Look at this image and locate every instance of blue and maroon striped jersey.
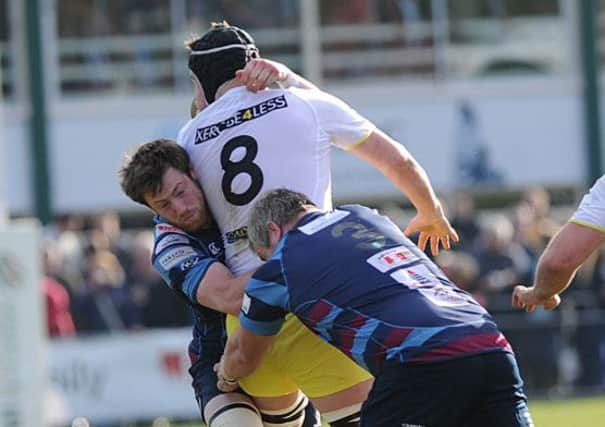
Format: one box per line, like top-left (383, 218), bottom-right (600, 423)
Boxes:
top-left (240, 205), bottom-right (511, 376)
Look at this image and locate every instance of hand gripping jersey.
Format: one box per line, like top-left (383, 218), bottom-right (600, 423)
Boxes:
top-left (177, 86), bottom-right (375, 274)
top-left (240, 205), bottom-right (512, 376)
top-left (570, 174), bottom-right (605, 233)
top-left (151, 216), bottom-right (226, 357)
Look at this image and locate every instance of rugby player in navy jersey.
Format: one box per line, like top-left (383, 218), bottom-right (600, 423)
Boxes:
top-left (119, 59), bottom-right (324, 427)
top-left (217, 189), bottom-right (534, 427)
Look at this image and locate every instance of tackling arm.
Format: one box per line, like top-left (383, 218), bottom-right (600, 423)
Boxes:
top-left (151, 228), bottom-right (255, 316)
top-left (216, 327), bottom-right (274, 391)
top-left (350, 129), bottom-right (458, 255)
top-left (196, 264), bottom-right (254, 315)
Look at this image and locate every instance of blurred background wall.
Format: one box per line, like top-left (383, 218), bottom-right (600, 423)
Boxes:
top-left (0, 0), bottom-right (596, 217)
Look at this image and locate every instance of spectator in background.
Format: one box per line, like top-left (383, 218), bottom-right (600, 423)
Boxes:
top-left (476, 214), bottom-right (531, 311)
top-left (128, 231), bottom-right (192, 328)
top-left (72, 246), bottom-right (140, 334)
top-left (42, 241), bottom-right (76, 337)
top-left (45, 214), bottom-right (86, 297)
top-left (91, 212), bottom-right (132, 276)
top-left (449, 191), bottom-right (481, 252)
top-left (519, 186), bottom-right (560, 254)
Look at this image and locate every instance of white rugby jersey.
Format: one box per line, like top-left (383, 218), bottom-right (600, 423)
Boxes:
top-left (570, 175), bottom-right (605, 233)
top-left (177, 86), bottom-right (375, 274)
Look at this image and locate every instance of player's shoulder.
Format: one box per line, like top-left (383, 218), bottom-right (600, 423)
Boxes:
top-left (570, 175), bottom-right (605, 232)
top-left (284, 86), bottom-right (336, 105)
top-left (152, 219), bottom-right (193, 254)
top-left (589, 175), bottom-right (605, 197)
top-left (578, 175), bottom-right (605, 210)
top-left (338, 204), bottom-right (377, 215)
top-left (176, 116), bottom-right (198, 148)
top-left (152, 217), bottom-right (190, 239)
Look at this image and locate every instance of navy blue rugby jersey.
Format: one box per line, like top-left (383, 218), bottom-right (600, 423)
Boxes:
top-left (151, 216), bottom-right (227, 356)
top-left (240, 205), bottom-right (511, 376)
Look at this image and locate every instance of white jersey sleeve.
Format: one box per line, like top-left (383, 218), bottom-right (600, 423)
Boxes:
top-left (570, 175), bottom-right (605, 233)
top-left (291, 87), bottom-right (375, 150)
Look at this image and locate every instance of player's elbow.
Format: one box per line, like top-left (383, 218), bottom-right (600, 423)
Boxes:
top-left (227, 298), bottom-right (244, 316)
top-left (225, 286), bottom-right (244, 316)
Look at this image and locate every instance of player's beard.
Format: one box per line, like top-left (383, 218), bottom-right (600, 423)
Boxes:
top-left (179, 208), bottom-right (206, 232)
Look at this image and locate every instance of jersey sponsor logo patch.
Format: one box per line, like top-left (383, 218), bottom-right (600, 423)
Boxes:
top-left (195, 94), bottom-right (288, 144)
top-left (208, 241), bottom-right (222, 256)
top-left (299, 210), bottom-right (350, 235)
top-left (419, 285), bottom-right (468, 307)
top-left (390, 265), bottom-right (436, 289)
top-left (155, 223), bottom-right (187, 237)
top-left (225, 226), bottom-right (248, 244)
top-left (366, 245), bottom-right (417, 272)
top-left (241, 293), bottom-right (251, 315)
top-left (180, 256), bottom-right (200, 271)
top-left (154, 234), bottom-right (190, 254)
top-left (158, 247), bottom-right (198, 270)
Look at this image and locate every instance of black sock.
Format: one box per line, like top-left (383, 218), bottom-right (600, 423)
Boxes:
top-left (301, 400), bottom-right (322, 427)
top-left (329, 411), bottom-right (361, 427)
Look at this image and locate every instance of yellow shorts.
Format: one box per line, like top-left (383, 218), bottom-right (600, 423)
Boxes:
top-left (226, 313), bottom-right (372, 398)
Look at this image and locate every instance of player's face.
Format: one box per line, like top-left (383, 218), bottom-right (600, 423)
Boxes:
top-left (145, 167), bottom-right (211, 232)
top-left (254, 244), bottom-right (273, 262)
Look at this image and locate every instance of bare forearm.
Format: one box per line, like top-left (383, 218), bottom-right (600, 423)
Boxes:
top-left (223, 332), bottom-right (260, 380)
top-left (388, 153), bottom-right (442, 216)
top-left (355, 132), bottom-right (442, 215)
top-left (533, 222), bottom-right (605, 299)
top-left (222, 272), bottom-right (253, 315)
top-left (533, 257), bottom-right (578, 300)
top-left (196, 269), bottom-right (254, 316)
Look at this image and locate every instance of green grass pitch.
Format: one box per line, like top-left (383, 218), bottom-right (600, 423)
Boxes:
top-left (159, 395), bottom-right (605, 426)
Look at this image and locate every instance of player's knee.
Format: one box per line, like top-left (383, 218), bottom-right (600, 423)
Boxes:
top-left (206, 396), bottom-right (263, 427)
top-left (323, 403), bottom-right (362, 427)
top-left (260, 394), bottom-right (309, 427)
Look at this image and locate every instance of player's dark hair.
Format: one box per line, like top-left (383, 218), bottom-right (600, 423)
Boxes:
top-left (119, 139), bottom-right (191, 207)
top-left (248, 188), bottom-right (315, 249)
top-left (187, 21), bottom-right (259, 104)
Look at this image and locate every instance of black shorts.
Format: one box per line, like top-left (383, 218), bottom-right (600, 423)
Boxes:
top-left (361, 352), bottom-right (533, 427)
top-left (189, 336), bottom-right (225, 419)
top-left (188, 315), bottom-right (245, 423)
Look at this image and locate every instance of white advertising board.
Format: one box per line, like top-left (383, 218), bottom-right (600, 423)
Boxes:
top-left (48, 328), bottom-right (199, 424)
top-left (0, 223), bottom-right (45, 427)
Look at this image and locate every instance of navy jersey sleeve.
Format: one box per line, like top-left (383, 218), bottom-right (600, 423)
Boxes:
top-left (151, 222), bottom-right (219, 304)
top-left (239, 258), bottom-right (289, 336)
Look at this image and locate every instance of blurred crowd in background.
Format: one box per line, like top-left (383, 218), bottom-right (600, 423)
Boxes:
top-left (40, 186), bottom-right (605, 394)
top-left (1, 0), bottom-right (566, 97)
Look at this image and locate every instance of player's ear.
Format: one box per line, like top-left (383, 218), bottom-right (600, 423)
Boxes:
top-left (189, 70), bottom-right (208, 112)
top-left (266, 221), bottom-right (283, 248)
top-left (188, 166), bottom-right (199, 183)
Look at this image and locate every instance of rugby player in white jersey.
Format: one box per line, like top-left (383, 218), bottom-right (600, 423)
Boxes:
top-left (165, 21), bottom-right (458, 427)
top-left (513, 175), bottom-right (605, 312)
